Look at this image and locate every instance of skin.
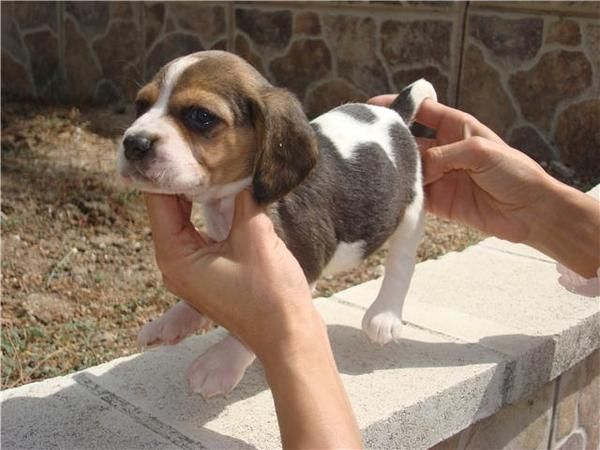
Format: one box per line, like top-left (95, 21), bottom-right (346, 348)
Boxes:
top-left (370, 96), bottom-right (600, 278)
top-left (144, 191), bottom-right (362, 449)
top-left (144, 98), bottom-right (599, 448)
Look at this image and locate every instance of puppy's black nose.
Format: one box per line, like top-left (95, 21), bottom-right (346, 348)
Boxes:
top-left (123, 135), bottom-right (153, 161)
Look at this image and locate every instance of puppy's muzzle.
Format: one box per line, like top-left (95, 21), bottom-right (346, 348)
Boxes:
top-left (123, 135), bottom-right (154, 161)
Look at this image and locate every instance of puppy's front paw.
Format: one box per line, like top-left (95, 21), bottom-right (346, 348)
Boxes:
top-left (187, 337), bottom-right (255, 399)
top-left (138, 301), bottom-right (211, 349)
top-left (362, 309), bottom-right (404, 345)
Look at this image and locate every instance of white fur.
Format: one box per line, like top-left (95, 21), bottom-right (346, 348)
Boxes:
top-left (362, 164), bottom-right (424, 345)
top-left (405, 79), bottom-right (437, 124)
top-left (311, 105), bottom-right (404, 167)
top-left (138, 301), bottom-right (211, 348)
top-left (187, 334), bottom-right (256, 398)
top-left (118, 54), bottom-right (210, 197)
top-left (130, 55), bottom-right (432, 396)
top-left (323, 241), bottom-right (366, 276)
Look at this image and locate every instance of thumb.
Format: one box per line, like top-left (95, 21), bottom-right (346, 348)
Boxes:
top-left (229, 189), bottom-right (277, 244)
top-left (145, 193), bottom-right (190, 240)
top-left (230, 189), bottom-right (267, 231)
top-left (421, 137), bottom-right (496, 185)
top-left (144, 193), bottom-right (208, 253)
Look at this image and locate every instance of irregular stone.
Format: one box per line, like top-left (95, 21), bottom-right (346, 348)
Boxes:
top-left (554, 99), bottom-right (600, 174)
top-left (556, 432), bottom-right (585, 450)
top-left (381, 19), bottom-right (452, 70)
top-left (235, 8), bottom-right (292, 54)
top-left (110, 1), bottom-right (137, 20)
top-left (469, 15), bottom-right (542, 67)
top-left (546, 19), bottom-right (581, 46)
top-left (294, 11), bottom-right (321, 36)
top-left (508, 127), bottom-right (554, 162)
top-left (1, 51), bottom-right (34, 98)
top-left (465, 381), bottom-right (554, 450)
top-left (64, 17), bottom-right (102, 102)
top-left (65, 2), bottom-right (110, 39)
top-left (555, 361), bottom-right (584, 441)
top-left (392, 66), bottom-right (449, 104)
top-left (211, 39), bottom-right (227, 51)
top-left (14, 1), bottom-right (57, 31)
top-left (509, 50), bottom-right (592, 129)
top-left (96, 80), bottom-right (120, 104)
top-left (24, 30), bottom-right (60, 99)
top-left (459, 45), bottom-right (516, 136)
top-left (168, 4), bottom-right (226, 44)
top-left (305, 78), bottom-right (368, 119)
top-left (234, 34), bottom-right (266, 76)
top-left (583, 24), bottom-right (600, 96)
top-left (579, 350), bottom-right (600, 450)
top-left (270, 38), bottom-right (332, 100)
top-left (146, 33), bottom-right (204, 80)
top-left (324, 15), bottom-right (389, 94)
top-left (93, 21), bottom-right (139, 90)
top-left (1, 12), bottom-right (27, 64)
top-left (144, 3), bottom-right (164, 50)
top-left (120, 63), bottom-right (143, 101)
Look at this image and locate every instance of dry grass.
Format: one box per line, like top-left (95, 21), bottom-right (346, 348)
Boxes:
top-left (1, 102), bottom-right (483, 388)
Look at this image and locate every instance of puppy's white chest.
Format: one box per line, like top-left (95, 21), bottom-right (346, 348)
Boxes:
top-left (201, 197), bottom-right (235, 242)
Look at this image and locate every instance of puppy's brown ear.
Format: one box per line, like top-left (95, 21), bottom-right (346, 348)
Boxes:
top-left (251, 87), bottom-right (318, 204)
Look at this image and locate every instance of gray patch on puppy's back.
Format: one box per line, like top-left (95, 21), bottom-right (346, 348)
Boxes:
top-left (336, 103), bottom-right (378, 123)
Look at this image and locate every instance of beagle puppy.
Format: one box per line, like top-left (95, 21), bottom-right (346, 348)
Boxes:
top-left (117, 51), bottom-right (436, 398)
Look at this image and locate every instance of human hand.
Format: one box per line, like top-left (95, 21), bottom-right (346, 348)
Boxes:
top-left (144, 190), bottom-right (316, 358)
top-left (369, 96), bottom-right (556, 243)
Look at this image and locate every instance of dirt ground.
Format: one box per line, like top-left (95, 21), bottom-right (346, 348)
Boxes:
top-left (1, 101), bottom-right (487, 388)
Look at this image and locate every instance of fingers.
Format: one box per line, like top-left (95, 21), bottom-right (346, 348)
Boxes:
top-left (416, 99), bottom-right (504, 144)
top-left (367, 94), bottom-right (398, 107)
top-left (416, 137), bottom-right (436, 152)
top-left (422, 137), bottom-right (500, 185)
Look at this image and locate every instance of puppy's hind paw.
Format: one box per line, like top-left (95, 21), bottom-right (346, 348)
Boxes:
top-left (137, 301), bottom-right (210, 349)
top-left (362, 309), bottom-right (404, 345)
top-left (187, 337), bottom-right (255, 399)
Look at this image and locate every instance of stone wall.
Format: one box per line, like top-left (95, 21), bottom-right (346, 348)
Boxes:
top-left (2, 1), bottom-right (599, 172)
top-left (431, 349), bottom-right (600, 450)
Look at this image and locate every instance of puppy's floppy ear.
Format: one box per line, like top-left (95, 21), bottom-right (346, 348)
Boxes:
top-left (250, 87), bottom-right (318, 204)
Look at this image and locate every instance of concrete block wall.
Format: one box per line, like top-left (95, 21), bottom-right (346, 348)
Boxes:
top-left (2, 1), bottom-right (599, 173)
top-left (431, 349), bottom-right (600, 450)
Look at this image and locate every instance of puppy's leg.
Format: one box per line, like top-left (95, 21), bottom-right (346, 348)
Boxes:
top-left (188, 334), bottom-right (256, 398)
top-left (138, 300), bottom-right (212, 348)
top-left (362, 193), bottom-right (424, 345)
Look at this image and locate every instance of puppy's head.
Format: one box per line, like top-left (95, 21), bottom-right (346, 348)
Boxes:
top-left (117, 51), bottom-right (318, 204)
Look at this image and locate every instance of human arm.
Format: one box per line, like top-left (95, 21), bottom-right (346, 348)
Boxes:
top-left (144, 191), bottom-right (362, 449)
top-left (369, 96), bottom-right (600, 279)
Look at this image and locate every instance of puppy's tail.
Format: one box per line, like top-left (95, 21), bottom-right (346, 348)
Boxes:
top-left (388, 78), bottom-right (437, 125)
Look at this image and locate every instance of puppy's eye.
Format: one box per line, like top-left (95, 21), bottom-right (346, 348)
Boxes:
top-left (183, 107), bottom-right (218, 132)
top-left (135, 100), bottom-right (150, 118)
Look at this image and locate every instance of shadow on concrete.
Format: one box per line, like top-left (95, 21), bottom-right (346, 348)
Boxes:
top-left (1, 324), bottom-right (557, 449)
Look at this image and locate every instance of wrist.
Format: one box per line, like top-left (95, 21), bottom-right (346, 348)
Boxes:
top-left (525, 179), bottom-right (600, 278)
top-left (255, 306), bottom-right (330, 371)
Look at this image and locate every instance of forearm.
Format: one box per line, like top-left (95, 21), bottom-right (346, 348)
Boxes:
top-left (526, 180), bottom-right (600, 278)
top-left (258, 310), bottom-right (362, 449)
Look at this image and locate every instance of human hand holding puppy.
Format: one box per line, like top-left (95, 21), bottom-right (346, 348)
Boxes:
top-left (369, 96), bottom-right (600, 279)
top-left (144, 190), bottom-right (362, 449)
